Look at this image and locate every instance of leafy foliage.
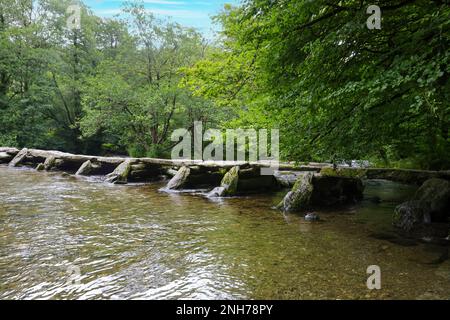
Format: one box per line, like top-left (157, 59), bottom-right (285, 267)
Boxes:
top-left (0, 0), bottom-right (448, 169)
top-left (185, 0), bottom-right (450, 169)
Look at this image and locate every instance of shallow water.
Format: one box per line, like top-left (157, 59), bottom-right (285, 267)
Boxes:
top-left (0, 166), bottom-right (448, 300)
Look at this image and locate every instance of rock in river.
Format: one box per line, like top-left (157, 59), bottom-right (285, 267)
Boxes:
top-left (277, 172), bottom-right (364, 212)
top-left (393, 178), bottom-right (450, 232)
top-left (105, 160), bottom-right (133, 184)
top-left (219, 166), bottom-right (239, 196)
top-left (166, 166), bottom-right (191, 190)
top-left (305, 213), bottom-right (320, 222)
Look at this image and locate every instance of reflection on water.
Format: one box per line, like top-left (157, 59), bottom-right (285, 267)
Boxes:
top-left (0, 166), bottom-right (448, 299)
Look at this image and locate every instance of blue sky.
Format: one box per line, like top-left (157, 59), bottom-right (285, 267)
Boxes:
top-left (83, 0), bottom-right (240, 38)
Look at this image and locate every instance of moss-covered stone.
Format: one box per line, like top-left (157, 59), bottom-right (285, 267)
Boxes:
top-left (278, 172), bottom-right (364, 212)
top-left (220, 166), bottom-right (240, 196)
top-left (277, 172), bottom-right (314, 212)
top-left (36, 163), bottom-right (45, 171)
top-left (106, 160), bottom-right (133, 184)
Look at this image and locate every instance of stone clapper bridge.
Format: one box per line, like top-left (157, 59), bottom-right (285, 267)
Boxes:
top-left (1, 147), bottom-right (449, 213)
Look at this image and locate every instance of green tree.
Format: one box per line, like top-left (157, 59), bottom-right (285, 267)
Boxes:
top-left (185, 0), bottom-right (450, 169)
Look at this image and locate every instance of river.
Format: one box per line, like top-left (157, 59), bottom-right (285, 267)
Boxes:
top-left (0, 166), bottom-right (448, 299)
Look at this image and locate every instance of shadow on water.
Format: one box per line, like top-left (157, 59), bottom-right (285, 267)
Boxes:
top-left (0, 166), bottom-right (449, 299)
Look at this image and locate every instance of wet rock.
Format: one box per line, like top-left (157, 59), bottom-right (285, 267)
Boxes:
top-left (393, 178), bottom-right (450, 232)
top-left (305, 212), bottom-right (320, 222)
top-left (166, 166), bottom-right (191, 190)
top-left (75, 160), bottom-right (101, 176)
top-left (414, 178), bottom-right (450, 221)
top-left (219, 166), bottom-right (239, 196)
top-left (8, 148), bottom-right (28, 167)
top-left (207, 186), bottom-right (226, 198)
top-left (393, 200), bottom-right (427, 231)
top-left (277, 172), bottom-right (364, 212)
top-left (277, 172), bottom-right (314, 212)
top-left (36, 163), bottom-right (45, 171)
top-left (105, 160), bottom-right (133, 184)
top-left (44, 156), bottom-right (56, 171)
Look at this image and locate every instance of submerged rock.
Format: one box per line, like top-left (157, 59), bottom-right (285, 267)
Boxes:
top-left (393, 178), bottom-right (450, 232)
top-left (106, 160), bottom-right (133, 184)
top-left (207, 186), bottom-right (226, 198)
top-left (166, 166), bottom-right (191, 190)
top-left (393, 201), bottom-right (427, 231)
top-left (305, 212), bottom-right (320, 222)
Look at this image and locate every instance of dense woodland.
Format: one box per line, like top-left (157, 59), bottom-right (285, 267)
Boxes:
top-left (0, 0), bottom-right (449, 169)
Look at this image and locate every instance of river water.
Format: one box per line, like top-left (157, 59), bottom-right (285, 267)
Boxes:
top-left (0, 166), bottom-right (448, 299)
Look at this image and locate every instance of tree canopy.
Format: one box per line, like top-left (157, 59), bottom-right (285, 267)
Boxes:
top-left (1, 0), bottom-right (449, 168)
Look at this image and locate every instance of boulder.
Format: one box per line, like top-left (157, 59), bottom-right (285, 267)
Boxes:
top-left (166, 166), bottom-right (191, 190)
top-left (219, 166), bottom-right (239, 196)
top-left (105, 160), bottom-right (133, 184)
top-left (36, 163), bottom-right (45, 171)
top-left (8, 148), bottom-right (28, 167)
top-left (277, 172), bottom-right (314, 212)
top-left (305, 212), bottom-right (320, 222)
top-left (75, 160), bottom-right (101, 176)
top-left (277, 173), bottom-right (364, 212)
top-left (393, 201), bottom-right (427, 231)
top-left (414, 178), bottom-right (450, 221)
top-left (393, 178), bottom-right (450, 232)
top-left (44, 156), bottom-right (57, 171)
